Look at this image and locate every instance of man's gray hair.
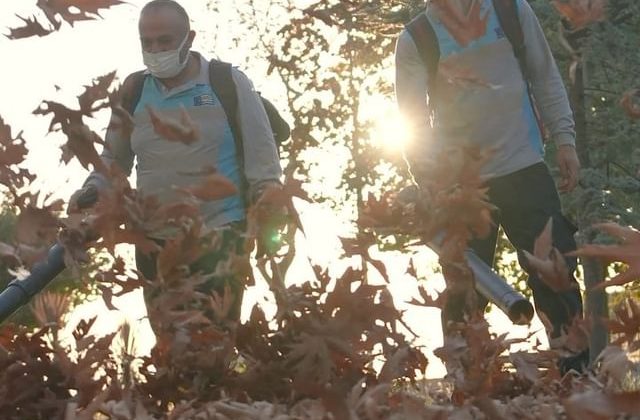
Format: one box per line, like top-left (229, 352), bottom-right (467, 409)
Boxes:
top-left (140, 0), bottom-right (191, 31)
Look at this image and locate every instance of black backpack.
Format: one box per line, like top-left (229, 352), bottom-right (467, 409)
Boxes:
top-left (405, 0), bottom-right (546, 139)
top-left (120, 60), bottom-right (291, 162)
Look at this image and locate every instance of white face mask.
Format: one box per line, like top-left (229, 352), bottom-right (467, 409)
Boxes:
top-left (142, 34), bottom-right (190, 79)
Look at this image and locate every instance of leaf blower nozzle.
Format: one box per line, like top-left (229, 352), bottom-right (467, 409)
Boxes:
top-left (397, 185), bottom-right (534, 325)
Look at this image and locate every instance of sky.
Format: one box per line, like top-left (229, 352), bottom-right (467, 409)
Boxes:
top-left (0, 0), bottom-right (547, 379)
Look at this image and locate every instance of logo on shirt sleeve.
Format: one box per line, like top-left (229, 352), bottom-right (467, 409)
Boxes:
top-left (194, 94), bottom-right (216, 106)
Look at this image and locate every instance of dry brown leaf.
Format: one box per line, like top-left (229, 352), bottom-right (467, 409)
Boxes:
top-left (16, 204), bottom-right (61, 246)
top-left (37, 0), bottom-right (125, 27)
top-left (407, 284), bottom-right (444, 309)
top-left (606, 298), bottom-right (640, 347)
top-left (552, 0), bottom-right (607, 30)
top-left (564, 389), bottom-right (640, 419)
top-left (568, 222), bottom-right (640, 289)
top-left (147, 105), bottom-right (200, 144)
top-left (523, 218), bottom-right (576, 293)
top-left (0, 116), bottom-right (29, 168)
top-left (176, 173), bottom-right (238, 202)
top-left (597, 346), bottom-right (636, 390)
top-left (78, 72), bottom-right (117, 115)
top-left (30, 291), bottom-right (71, 328)
top-left (439, 59), bottom-right (499, 90)
top-left (6, 15), bottom-right (53, 39)
top-left (433, 0), bottom-right (489, 47)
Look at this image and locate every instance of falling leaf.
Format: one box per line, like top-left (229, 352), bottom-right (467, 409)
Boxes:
top-left (340, 233), bottom-right (389, 282)
top-left (433, 0), bottom-right (489, 47)
top-left (78, 71), bottom-right (117, 115)
top-left (147, 105), bottom-right (200, 144)
top-left (37, 0), bottom-right (125, 28)
top-left (378, 345), bottom-right (429, 383)
top-left (63, 123), bottom-right (107, 172)
top-left (606, 298), bottom-right (640, 347)
top-left (407, 284), bottom-right (444, 309)
top-left (523, 218), bottom-right (576, 293)
top-left (176, 172), bottom-right (238, 202)
top-left (15, 204), bottom-right (61, 246)
top-left (6, 15), bottom-right (53, 39)
top-left (597, 346), bottom-right (637, 390)
top-left (620, 89), bottom-right (640, 120)
top-left (439, 58), bottom-right (500, 90)
top-left (552, 0), bottom-right (607, 30)
top-left (568, 223), bottom-right (640, 289)
top-left (0, 116), bottom-right (29, 167)
top-left (30, 291), bottom-right (71, 328)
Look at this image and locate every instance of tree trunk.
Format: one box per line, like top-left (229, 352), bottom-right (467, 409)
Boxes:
top-left (569, 52), bottom-right (609, 363)
top-left (581, 252), bottom-right (609, 363)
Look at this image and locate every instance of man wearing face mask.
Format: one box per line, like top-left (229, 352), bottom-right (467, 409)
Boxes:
top-left (68, 0), bottom-right (282, 331)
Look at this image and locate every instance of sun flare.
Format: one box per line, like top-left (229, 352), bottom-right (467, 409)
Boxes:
top-left (371, 110), bottom-right (410, 152)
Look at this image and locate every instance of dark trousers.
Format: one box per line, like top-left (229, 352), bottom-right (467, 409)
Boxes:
top-left (135, 223), bottom-right (247, 334)
top-left (442, 162), bottom-right (588, 373)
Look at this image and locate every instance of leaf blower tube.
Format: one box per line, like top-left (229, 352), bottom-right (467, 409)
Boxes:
top-left (0, 189), bottom-right (98, 324)
top-left (427, 233), bottom-right (534, 325)
top-left (397, 186), bottom-right (534, 325)
top-left (0, 244), bottom-right (66, 323)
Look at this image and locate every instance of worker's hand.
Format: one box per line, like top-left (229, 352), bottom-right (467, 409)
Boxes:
top-left (67, 185), bottom-right (98, 214)
top-left (556, 144), bottom-right (580, 193)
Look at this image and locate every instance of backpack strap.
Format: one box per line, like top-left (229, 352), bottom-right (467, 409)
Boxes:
top-left (492, 0), bottom-right (527, 79)
top-left (121, 70), bottom-right (147, 116)
top-left (208, 60), bottom-right (244, 167)
top-left (492, 0), bottom-right (546, 139)
top-left (405, 13), bottom-right (440, 104)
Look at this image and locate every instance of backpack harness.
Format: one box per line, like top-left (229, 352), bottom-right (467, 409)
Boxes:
top-left (120, 59), bottom-right (291, 173)
top-left (405, 0), bottom-right (546, 139)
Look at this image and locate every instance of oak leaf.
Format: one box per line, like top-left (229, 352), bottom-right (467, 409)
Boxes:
top-left (340, 233), bottom-right (389, 282)
top-left (606, 298), bottom-right (640, 347)
top-left (522, 218), bottom-right (576, 293)
top-left (568, 222), bottom-right (640, 289)
top-left (37, 0), bottom-right (125, 27)
top-left (552, 0), bottom-right (607, 31)
top-left (177, 172), bottom-right (238, 202)
top-left (30, 292), bottom-right (71, 328)
top-left (147, 105), bottom-right (200, 144)
top-left (433, 0), bottom-right (489, 47)
top-left (0, 116), bottom-right (29, 168)
top-left (407, 284), bottom-right (444, 309)
top-left (439, 58), bottom-right (500, 90)
top-left (5, 15), bottom-right (53, 39)
top-left (78, 71), bottom-right (117, 115)
top-left (16, 203), bottom-right (61, 246)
